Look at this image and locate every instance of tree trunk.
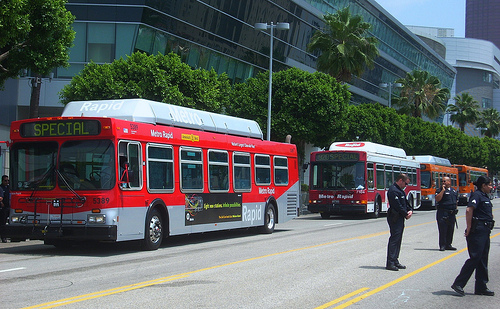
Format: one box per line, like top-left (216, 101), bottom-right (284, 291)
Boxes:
top-left (29, 75), bottom-right (41, 118)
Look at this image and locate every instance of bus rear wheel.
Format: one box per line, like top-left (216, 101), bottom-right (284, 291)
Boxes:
top-left (142, 209), bottom-right (163, 250)
top-left (260, 205), bottom-right (276, 234)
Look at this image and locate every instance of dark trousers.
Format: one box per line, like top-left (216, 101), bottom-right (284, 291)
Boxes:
top-left (0, 207), bottom-right (9, 239)
top-left (453, 225), bottom-right (491, 291)
top-left (436, 209), bottom-right (455, 248)
top-left (387, 215), bottom-right (405, 266)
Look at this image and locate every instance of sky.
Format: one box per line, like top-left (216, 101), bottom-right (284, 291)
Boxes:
top-left (375, 0), bottom-right (466, 37)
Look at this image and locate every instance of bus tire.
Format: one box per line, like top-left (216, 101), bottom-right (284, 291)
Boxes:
top-left (371, 200), bottom-right (381, 218)
top-left (260, 204), bottom-right (276, 234)
top-left (408, 194), bottom-right (414, 210)
top-left (142, 208), bottom-right (163, 250)
top-left (320, 212), bottom-right (331, 219)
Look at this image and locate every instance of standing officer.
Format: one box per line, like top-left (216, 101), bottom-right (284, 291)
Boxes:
top-left (435, 176), bottom-right (458, 251)
top-left (451, 176), bottom-right (495, 296)
top-left (386, 173), bottom-right (413, 271)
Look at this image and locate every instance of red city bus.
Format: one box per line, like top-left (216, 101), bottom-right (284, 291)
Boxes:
top-left (3, 99), bottom-right (299, 250)
top-left (307, 142), bottom-right (421, 218)
top-left (413, 155), bottom-right (458, 209)
top-left (453, 164), bottom-right (488, 205)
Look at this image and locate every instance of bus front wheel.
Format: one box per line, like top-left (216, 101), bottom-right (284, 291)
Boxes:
top-left (142, 208), bottom-right (163, 250)
top-left (260, 205), bottom-right (276, 234)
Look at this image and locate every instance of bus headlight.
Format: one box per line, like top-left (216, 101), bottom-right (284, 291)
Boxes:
top-left (87, 214), bottom-right (106, 224)
top-left (11, 215), bottom-right (27, 224)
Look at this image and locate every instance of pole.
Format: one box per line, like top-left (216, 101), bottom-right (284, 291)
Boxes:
top-left (267, 23), bottom-right (274, 141)
top-left (388, 83), bottom-right (392, 108)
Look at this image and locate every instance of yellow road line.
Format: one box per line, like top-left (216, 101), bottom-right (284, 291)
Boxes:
top-left (24, 214), bottom-right (492, 309)
top-left (323, 231), bottom-right (500, 309)
top-left (315, 288), bottom-right (370, 309)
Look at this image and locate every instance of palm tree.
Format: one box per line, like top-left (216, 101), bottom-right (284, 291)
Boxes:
top-left (306, 7), bottom-right (379, 83)
top-left (393, 70), bottom-right (450, 119)
top-left (476, 108), bottom-right (500, 138)
top-left (446, 92), bottom-right (480, 131)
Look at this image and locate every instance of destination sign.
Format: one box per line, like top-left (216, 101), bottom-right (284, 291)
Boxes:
top-left (315, 152), bottom-right (359, 162)
top-left (20, 120), bottom-right (101, 137)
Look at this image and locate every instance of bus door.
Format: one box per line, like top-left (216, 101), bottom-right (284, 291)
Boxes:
top-left (117, 140), bottom-right (145, 240)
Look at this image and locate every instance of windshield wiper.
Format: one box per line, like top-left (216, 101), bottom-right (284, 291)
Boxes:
top-left (56, 169), bottom-right (86, 203)
top-left (29, 165), bottom-right (55, 200)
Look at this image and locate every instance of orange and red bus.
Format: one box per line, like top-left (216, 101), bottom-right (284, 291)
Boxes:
top-left (413, 155), bottom-right (458, 209)
top-left (453, 164), bottom-right (488, 205)
top-left (307, 142), bottom-right (421, 218)
top-left (3, 99), bottom-right (299, 249)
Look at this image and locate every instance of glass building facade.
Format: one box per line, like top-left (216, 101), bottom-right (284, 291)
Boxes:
top-left (61, 0), bottom-right (455, 106)
top-left (0, 0), bottom-right (456, 126)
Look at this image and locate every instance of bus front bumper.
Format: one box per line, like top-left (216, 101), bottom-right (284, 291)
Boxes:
top-left (1, 224), bottom-right (117, 242)
top-left (307, 203), bottom-right (367, 214)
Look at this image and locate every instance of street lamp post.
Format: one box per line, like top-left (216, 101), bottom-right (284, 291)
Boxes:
top-left (379, 82), bottom-right (402, 108)
top-left (254, 22), bottom-right (289, 141)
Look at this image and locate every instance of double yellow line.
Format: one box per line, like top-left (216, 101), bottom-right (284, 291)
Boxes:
top-left (23, 218), bottom-right (498, 309)
top-left (316, 231), bottom-right (500, 309)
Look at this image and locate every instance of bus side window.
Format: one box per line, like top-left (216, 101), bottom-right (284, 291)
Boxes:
top-left (376, 164), bottom-right (384, 190)
top-left (274, 156), bottom-right (288, 186)
top-left (208, 150), bottom-right (229, 192)
top-left (180, 147), bottom-right (203, 192)
top-left (234, 152), bottom-right (251, 191)
top-left (255, 154), bottom-right (271, 185)
top-left (367, 163), bottom-right (374, 190)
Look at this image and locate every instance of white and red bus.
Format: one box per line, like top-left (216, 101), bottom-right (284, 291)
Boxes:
top-left (307, 142), bottom-right (421, 218)
top-left (3, 99), bottom-right (299, 250)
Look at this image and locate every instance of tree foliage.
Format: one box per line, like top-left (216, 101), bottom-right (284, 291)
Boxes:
top-left (0, 0), bottom-right (75, 86)
top-left (307, 7), bottom-right (379, 83)
top-left (227, 68), bottom-right (350, 158)
top-left (60, 52), bottom-right (231, 113)
top-left (447, 92), bottom-right (480, 132)
top-left (393, 70), bottom-right (450, 119)
top-left (476, 108), bottom-right (500, 138)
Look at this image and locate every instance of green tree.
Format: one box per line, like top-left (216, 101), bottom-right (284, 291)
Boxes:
top-left (60, 52), bottom-right (231, 113)
top-left (0, 0), bottom-right (75, 117)
top-left (447, 92), bottom-right (480, 131)
top-left (228, 68), bottom-right (350, 159)
top-left (476, 108), bottom-right (500, 138)
top-left (306, 7), bottom-right (379, 83)
top-left (393, 70), bottom-right (450, 119)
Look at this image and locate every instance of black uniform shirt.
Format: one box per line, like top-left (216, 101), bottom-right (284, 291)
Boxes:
top-left (468, 190), bottom-right (493, 221)
top-left (436, 187), bottom-right (458, 210)
top-left (388, 182), bottom-right (409, 217)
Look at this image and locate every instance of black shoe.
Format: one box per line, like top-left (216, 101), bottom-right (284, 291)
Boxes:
top-left (439, 247), bottom-right (446, 251)
top-left (386, 265), bottom-right (399, 271)
top-left (395, 263), bottom-right (406, 269)
top-left (451, 284), bottom-right (465, 296)
top-left (475, 289), bottom-right (494, 296)
top-left (445, 246), bottom-right (457, 251)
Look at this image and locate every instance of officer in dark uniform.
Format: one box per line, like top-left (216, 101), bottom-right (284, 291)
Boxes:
top-left (386, 173), bottom-right (413, 271)
top-left (452, 176), bottom-right (495, 296)
top-left (435, 176), bottom-right (458, 251)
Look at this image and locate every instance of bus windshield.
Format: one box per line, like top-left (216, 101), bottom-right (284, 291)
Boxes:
top-left (421, 171), bottom-right (431, 189)
top-left (11, 142), bottom-right (58, 191)
top-left (59, 140), bottom-right (116, 190)
top-left (312, 161), bottom-right (365, 190)
top-left (458, 172), bottom-right (467, 187)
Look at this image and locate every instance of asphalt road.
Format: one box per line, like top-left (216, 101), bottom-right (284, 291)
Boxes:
top-left (1, 200), bottom-right (500, 309)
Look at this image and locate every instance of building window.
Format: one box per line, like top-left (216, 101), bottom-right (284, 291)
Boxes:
top-left (482, 98), bottom-right (492, 108)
